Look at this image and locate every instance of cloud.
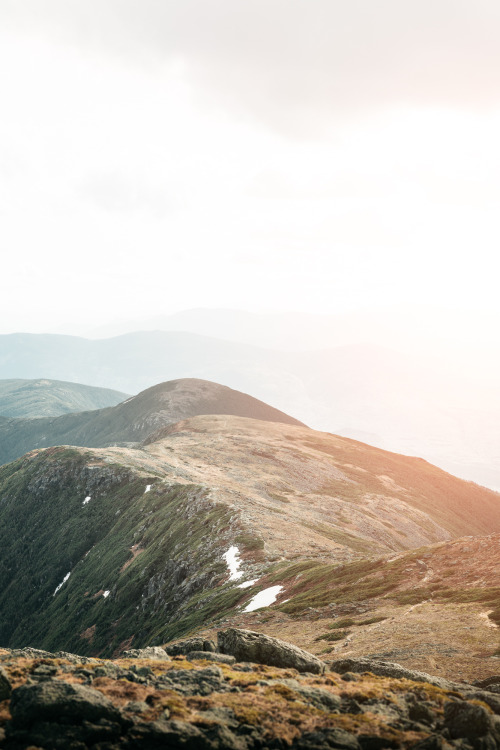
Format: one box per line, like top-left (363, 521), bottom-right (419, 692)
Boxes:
top-left (3, 1), bottom-right (500, 136)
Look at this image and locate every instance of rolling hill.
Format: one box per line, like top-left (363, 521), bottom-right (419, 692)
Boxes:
top-left (0, 378), bottom-right (128, 418)
top-left (0, 378), bottom-right (304, 466)
top-left (1, 330), bottom-right (499, 491)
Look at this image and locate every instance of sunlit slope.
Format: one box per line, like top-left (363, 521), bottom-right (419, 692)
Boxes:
top-left (0, 415), bottom-right (498, 660)
top-left (140, 415), bottom-right (500, 547)
top-left (0, 378), bottom-right (304, 466)
top-left (220, 532), bottom-right (500, 683)
top-left (0, 378), bottom-right (128, 418)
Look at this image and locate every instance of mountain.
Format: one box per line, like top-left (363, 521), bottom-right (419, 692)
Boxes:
top-left (0, 378), bottom-right (128, 418)
top-left (0, 378), bottom-right (304, 466)
top-left (1, 331), bottom-right (500, 491)
top-left (0, 409), bottom-right (498, 683)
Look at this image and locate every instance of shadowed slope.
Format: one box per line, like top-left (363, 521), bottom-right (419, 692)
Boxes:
top-left (0, 378), bottom-right (128, 418)
top-left (0, 379), bottom-right (304, 466)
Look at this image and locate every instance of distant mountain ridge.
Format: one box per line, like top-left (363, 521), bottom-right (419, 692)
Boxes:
top-left (0, 378), bottom-right (304, 466)
top-left (1, 330), bottom-right (500, 490)
top-left (0, 378), bottom-right (128, 418)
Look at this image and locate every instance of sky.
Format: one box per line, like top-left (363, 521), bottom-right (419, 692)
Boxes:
top-left (1, 1), bottom-right (500, 335)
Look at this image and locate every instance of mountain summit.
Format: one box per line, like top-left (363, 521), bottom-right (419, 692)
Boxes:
top-left (0, 378), bottom-right (304, 466)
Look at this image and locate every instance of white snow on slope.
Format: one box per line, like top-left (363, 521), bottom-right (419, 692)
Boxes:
top-left (223, 546), bottom-right (243, 581)
top-left (53, 572), bottom-right (71, 596)
top-left (238, 578), bottom-right (259, 589)
top-left (145, 485), bottom-right (151, 493)
top-left (83, 496), bottom-right (91, 505)
top-left (244, 585), bottom-right (283, 612)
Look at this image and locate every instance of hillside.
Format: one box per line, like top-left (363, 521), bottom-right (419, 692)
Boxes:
top-left (0, 378), bottom-right (128, 418)
top-left (0, 379), bottom-right (304, 466)
top-left (1, 331), bottom-right (499, 491)
top-left (0, 414), bottom-right (498, 682)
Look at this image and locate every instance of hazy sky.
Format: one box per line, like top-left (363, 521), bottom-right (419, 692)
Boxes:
top-left (1, 1), bottom-right (500, 334)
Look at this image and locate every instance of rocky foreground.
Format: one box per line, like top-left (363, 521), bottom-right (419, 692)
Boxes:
top-left (0, 629), bottom-right (499, 749)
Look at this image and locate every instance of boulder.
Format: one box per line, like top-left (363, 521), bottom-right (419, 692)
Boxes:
top-left (9, 679), bottom-right (123, 726)
top-left (444, 700), bottom-right (493, 739)
top-left (122, 646), bottom-right (169, 660)
top-left (164, 638), bottom-right (216, 656)
top-left (329, 657), bottom-right (455, 690)
top-left (185, 651), bottom-right (236, 665)
top-left (217, 628), bottom-right (326, 674)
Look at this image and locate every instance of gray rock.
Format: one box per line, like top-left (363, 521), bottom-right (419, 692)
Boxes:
top-left (156, 665), bottom-right (228, 696)
top-left (185, 650), bottom-right (236, 665)
top-left (292, 727), bottom-right (360, 749)
top-left (0, 665), bottom-right (12, 700)
top-left (165, 637), bottom-right (216, 655)
top-left (289, 683), bottom-right (341, 712)
top-left (217, 628), bottom-right (326, 674)
top-left (122, 646), bottom-right (170, 660)
top-left (129, 718), bottom-right (206, 747)
top-left (473, 675), bottom-right (500, 690)
top-left (444, 700), bottom-right (493, 739)
top-left (329, 657), bottom-right (455, 689)
top-left (9, 679), bottom-right (123, 727)
top-left (55, 651), bottom-right (101, 664)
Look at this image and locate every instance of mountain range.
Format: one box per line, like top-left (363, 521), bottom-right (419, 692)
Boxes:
top-left (0, 378), bottom-right (128, 418)
top-left (1, 329), bottom-right (499, 491)
top-left (0, 378), bottom-right (498, 688)
top-left (0, 379), bottom-right (303, 466)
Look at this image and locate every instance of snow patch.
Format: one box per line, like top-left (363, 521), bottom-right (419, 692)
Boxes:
top-left (223, 546), bottom-right (243, 581)
top-left (144, 485), bottom-right (151, 493)
top-left (82, 495), bottom-right (91, 505)
top-left (244, 585), bottom-right (283, 612)
top-left (237, 578), bottom-right (259, 589)
top-left (53, 572), bottom-right (71, 596)
top-left (103, 590), bottom-right (110, 598)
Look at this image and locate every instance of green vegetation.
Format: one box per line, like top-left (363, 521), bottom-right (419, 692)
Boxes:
top-left (235, 533), bottom-right (265, 551)
top-left (329, 617), bottom-right (356, 629)
top-left (300, 521), bottom-right (384, 555)
top-left (315, 630), bottom-right (350, 642)
top-left (0, 447), bottom-right (248, 656)
top-left (269, 557), bottom-right (407, 614)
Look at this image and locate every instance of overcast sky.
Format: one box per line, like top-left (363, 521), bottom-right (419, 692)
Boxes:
top-left (1, 1), bottom-right (500, 335)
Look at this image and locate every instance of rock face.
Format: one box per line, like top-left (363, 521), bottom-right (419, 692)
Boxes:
top-left (2, 643), bottom-right (500, 749)
top-left (217, 627), bottom-right (327, 674)
top-left (9, 680), bottom-right (122, 726)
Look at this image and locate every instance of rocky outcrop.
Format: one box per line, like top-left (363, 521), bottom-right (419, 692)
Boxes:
top-left (122, 646), bottom-right (170, 660)
top-left (217, 627), bottom-right (327, 674)
top-left (9, 680), bottom-right (122, 726)
top-left (2, 644), bottom-right (500, 749)
top-left (164, 637), bottom-right (216, 655)
top-left (329, 657), bottom-right (458, 690)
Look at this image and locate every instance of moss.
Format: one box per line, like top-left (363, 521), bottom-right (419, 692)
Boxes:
top-left (315, 630), bottom-right (350, 642)
top-left (329, 618), bottom-right (356, 629)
